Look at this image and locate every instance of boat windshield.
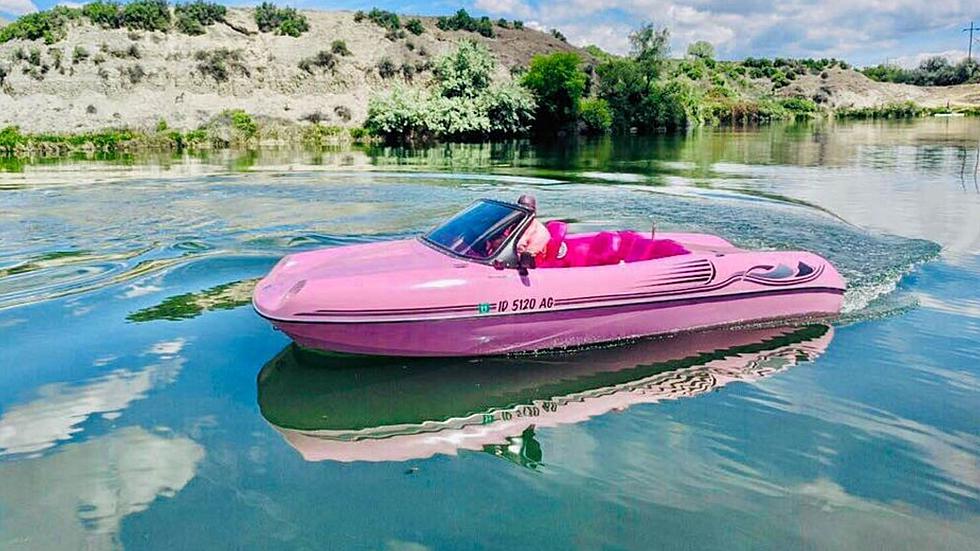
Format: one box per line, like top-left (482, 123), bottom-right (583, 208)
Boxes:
top-left (424, 200), bottom-right (528, 260)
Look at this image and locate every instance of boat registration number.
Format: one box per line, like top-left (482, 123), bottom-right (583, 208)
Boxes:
top-left (482, 297), bottom-right (555, 313)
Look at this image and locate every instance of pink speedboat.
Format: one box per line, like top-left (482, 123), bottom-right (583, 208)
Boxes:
top-left (253, 198), bottom-right (846, 356)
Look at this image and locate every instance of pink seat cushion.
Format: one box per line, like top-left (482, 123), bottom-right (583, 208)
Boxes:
top-left (624, 238), bottom-right (689, 262)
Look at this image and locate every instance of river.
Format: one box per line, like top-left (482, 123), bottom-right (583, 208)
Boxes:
top-left (1, 118), bottom-right (978, 549)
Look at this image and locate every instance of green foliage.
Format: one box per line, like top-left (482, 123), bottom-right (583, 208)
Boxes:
top-left (72, 45), bottom-right (89, 63)
top-left (779, 96), bottom-right (818, 113)
top-left (436, 9), bottom-right (495, 38)
top-left (578, 98), bottom-right (612, 133)
top-left (298, 51), bottom-right (336, 74)
top-left (195, 48), bottom-right (248, 81)
top-left (522, 52), bottom-right (587, 130)
top-left (836, 101), bottom-right (928, 119)
top-left (365, 42), bottom-right (535, 140)
top-left (640, 79), bottom-right (703, 129)
top-left (595, 57), bottom-right (645, 130)
top-left (687, 40), bottom-right (714, 60)
top-left (254, 2), bottom-right (309, 37)
top-left (584, 45), bottom-right (615, 63)
top-left (82, 2), bottom-right (122, 28)
top-left (405, 18), bottom-right (424, 35)
top-left (363, 8), bottom-right (400, 31)
top-left (331, 40), bottom-right (351, 56)
top-left (227, 109), bottom-right (257, 138)
top-left (550, 29), bottom-right (566, 42)
top-left (0, 125), bottom-right (137, 153)
top-left (124, 63), bottom-right (146, 84)
top-left (862, 57), bottom-right (980, 86)
top-left (630, 23), bottom-right (670, 83)
top-left (0, 6), bottom-right (81, 44)
top-left (122, 0), bottom-right (172, 32)
top-left (513, 20), bottom-right (524, 30)
top-left (175, 1), bottom-right (227, 35)
top-left (434, 40), bottom-right (494, 98)
top-left (156, 118), bottom-right (169, 132)
top-left (496, 18), bottom-right (509, 29)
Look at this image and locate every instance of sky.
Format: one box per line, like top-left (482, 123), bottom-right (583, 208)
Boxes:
top-left (1, 0), bottom-right (978, 67)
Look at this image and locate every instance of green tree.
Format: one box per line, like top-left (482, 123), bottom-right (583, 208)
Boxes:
top-left (521, 52), bottom-right (587, 131)
top-left (630, 23), bottom-right (670, 84)
top-left (686, 40), bottom-right (714, 60)
top-left (434, 40), bottom-right (494, 98)
top-left (595, 57), bottom-right (647, 130)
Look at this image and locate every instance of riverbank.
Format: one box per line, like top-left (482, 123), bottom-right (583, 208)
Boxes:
top-left (1, 4), bottom-right (979, 143)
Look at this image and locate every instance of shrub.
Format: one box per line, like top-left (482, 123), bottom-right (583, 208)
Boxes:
top-left (124, 64), bottom-right (146, 84)
top-left (175, 1), bottom-right (227, 35)
top-left (0, 6), bottom-right (81, 44)
top-left (156, 119), bottom-right (169, 132)
top-left (72, 45), bottom-right (89, 64)
top-left (353, 11), bottom-right (365, 23)
top-left (513, 20), bottom-right (524, 30)
top-left (405, 18), bottom-right (424, 35)
top-left (254, 2), bottom-right (309, 37)
top-left (496, 18), bottom-right (509, 29)
top-left (86, 104), bottom-right (97, 114)
top-left (365, 8), bottom-right (400, 31)
top-left (578, 98), bottom-right (612, 133)
top-left (334, 105), bottom-right (352, 121)
top-left (376, 57), bottom-right (397, 79)
top-left (385, 29), bottom-right (406, 41)
top-left (228, 109), bottom-right (257, 138)
top-left (779, 96), bottom-right (818, 113)
top-left (522, 52), bottom-right (587, 130)
top-left (551, 29), bottom-right (567, 42)
top-left (436, 9), bottom-right (494, 38)
top-left (122, 0), bottom-right (172, 32)
top-left (434, 40), bottom-right (494, 98)
top-left (195, 48), bottom-right (248, 82)
top-left (82, 2), bottom-right (122, 28)
top-left (0, 65), bottom-right (7, 87)
top-left (28, 48), bottom-right (42, 66)
top-left (331, 39), bottom-right (351, 56)
top-left (298, 51), bottom-right (336, 74)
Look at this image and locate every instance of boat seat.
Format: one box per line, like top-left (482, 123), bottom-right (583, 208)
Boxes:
top-left (536, 228), bottom-right (690, 268)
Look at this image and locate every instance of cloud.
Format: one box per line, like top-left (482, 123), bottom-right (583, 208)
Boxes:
top-left (0, 0), bottom-right (36, 16)
top-left (891, 49), bottom-right (969, 68)
top-left (467, 0), bottom-right (977, 63)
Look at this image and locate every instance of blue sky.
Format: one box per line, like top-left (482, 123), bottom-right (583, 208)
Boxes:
top-left (2, 0), bottom-right (978, 67)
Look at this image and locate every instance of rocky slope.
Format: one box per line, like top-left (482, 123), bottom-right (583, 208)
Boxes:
top-left (0, 9), bottom-right (582, 133)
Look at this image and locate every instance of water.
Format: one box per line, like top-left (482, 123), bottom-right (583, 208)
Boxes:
top-left (1, 118), bottom-right (978, 549)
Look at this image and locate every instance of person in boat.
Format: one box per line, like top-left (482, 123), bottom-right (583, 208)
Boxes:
top-left (516, 194), bottom-right (550, 259)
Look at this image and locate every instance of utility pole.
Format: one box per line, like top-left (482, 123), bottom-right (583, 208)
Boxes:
top-left (965, 21), bottom-right (980, 61)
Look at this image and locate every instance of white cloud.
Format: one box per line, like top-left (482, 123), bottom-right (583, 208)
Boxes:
top-left (0, 0), bottom-right (36, 16)
top-left (472, 0), bottom-right (977, 62)
top-left (891, 49), bottom-right (969, 68)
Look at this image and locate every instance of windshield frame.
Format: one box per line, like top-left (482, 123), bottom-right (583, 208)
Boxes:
top-left (420, 199), bottom-right (533, 264)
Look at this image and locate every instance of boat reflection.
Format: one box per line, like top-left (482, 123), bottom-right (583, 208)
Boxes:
top-left (257, 324), bottom-right (834, 463)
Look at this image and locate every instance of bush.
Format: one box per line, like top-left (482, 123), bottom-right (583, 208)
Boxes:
top-left (156, 118), bottom-right (169, 132)
top-left (228, 109), bottom-right (257, 138)
top-left (436, 9), bottom-right (494, 38)
top-left (124, 64), bottom-right (146, 84)
top-left (298, 51), bottom-right (336, 74)
top-left (0, 65), bottom-right (7, 87)
top-left (578, 98), bottom-right (612, 133)
top-left (334, 105), bottom-right (352, 122)
top-left (195, 48), bottom-right (248, 82)
top-left (780, 96), bottom-right (818, 113)
top-left (82, 2), bottom-right (122, 28)
top-left (522, 52), bottom-right (587, 130)
top-left (434, 40), bottom-right (494, 98)
top-left (72, 45), bottom-right (89, 64)
top-left (254, 2), bottom-right (309, 37)
top-left (496, 19), bottom-right (509, 29)
top-left (28, 48), bottom-right (42, 66)
top-left (365, 42), bottom-right (535, 140)
top-left (122, 0), bottom-right (172, 32)
top-left (331, 39), bottom-right (351, 56)
top-left (377, 57), bottom-right (397, 79)
top-left (513, 21), bottom-right (524, 30)
top-left (550, 29), bottom-right (566, 42)
top-left (0, 6), bottom-right (81, 44)
top-left (175, 1), bottom-right (227, 35)
top-left (405, 18), bottom-right (424, 35)
top-left (364, 8), bottom-right (400, 31)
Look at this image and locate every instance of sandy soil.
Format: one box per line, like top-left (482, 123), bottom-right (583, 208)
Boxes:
top-left (0, 9), bottom-right (582, 133)
top-left (778, 67), bottom-right (980, 109)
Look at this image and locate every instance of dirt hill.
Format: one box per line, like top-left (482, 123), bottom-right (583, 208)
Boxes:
top-left (0, 9), bottom-right (582, 133)
top-left (777, 67), bottom-right (980, 109)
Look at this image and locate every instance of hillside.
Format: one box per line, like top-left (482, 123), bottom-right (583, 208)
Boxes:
top-left (0, 9), bottom-right (583, 133)
top-left (0, 6), bottom-right (978, 139)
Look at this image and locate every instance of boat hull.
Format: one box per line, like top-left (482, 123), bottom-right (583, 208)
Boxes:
top-left (254, 232), bottom-right (846, 356)
top-left (265, 287), bottom-right (843, 356)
